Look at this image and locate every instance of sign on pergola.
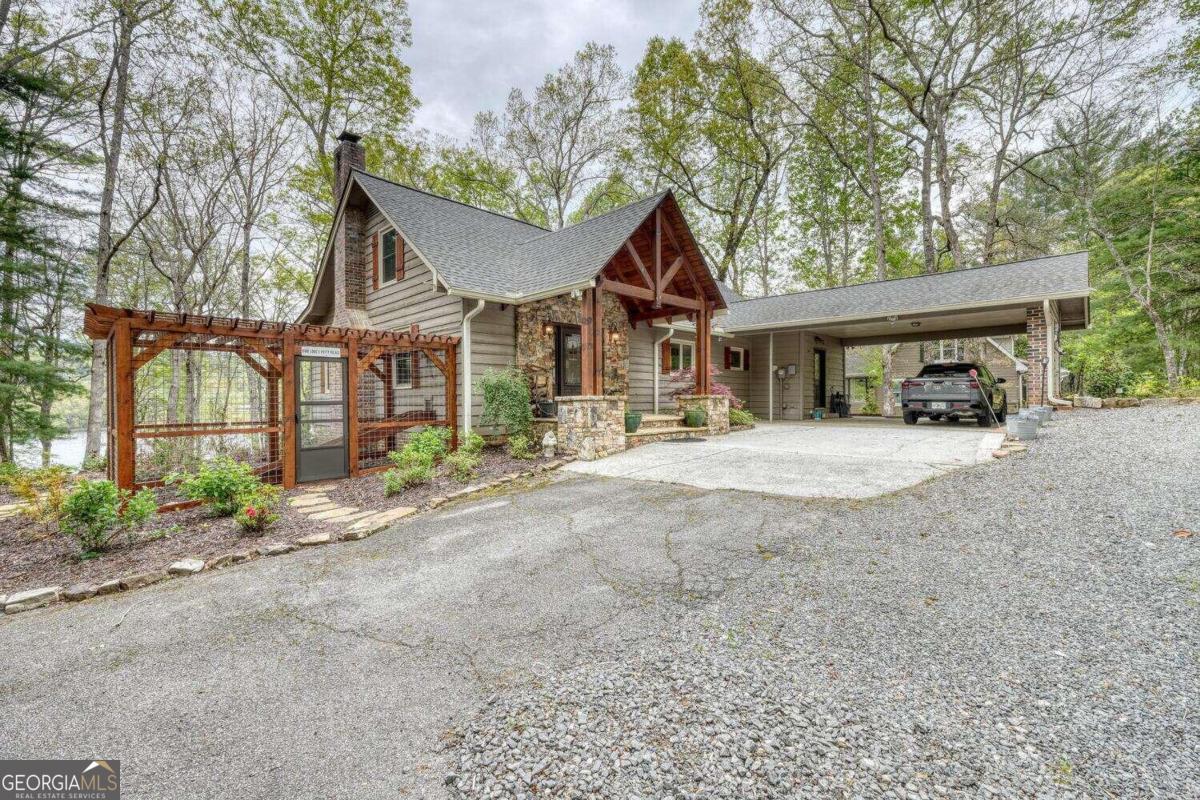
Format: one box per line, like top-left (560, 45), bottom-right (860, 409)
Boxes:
top-left (84, 304), bottom-right (459, 505)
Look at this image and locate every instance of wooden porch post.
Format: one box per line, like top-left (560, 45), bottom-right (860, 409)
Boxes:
top-left (592, 284), bottom-right (604, 393)
top-left (112, 317), bottom-right (135, 490)
top-left (580, 288), bottom-right (595, 395)
top-left (282, 330), bottom-right (297, 488)
top-left (695, 305), bottom-right (711, 394)
top-left (446, 342), bottom-right (459, 450)
top-left (346, 334), bottom-right (360, 477)
top-left (383, 352), bottom-right (396, 453)
top-left (266, 374), bottom-right (280, 475)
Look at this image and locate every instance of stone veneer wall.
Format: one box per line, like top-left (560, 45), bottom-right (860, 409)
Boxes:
top-left (555, 396), bottom-right (626, 461)
top-left (516, 293), bottom-right (630, 405)
top-left (675, 394), bottom-right (731, 435)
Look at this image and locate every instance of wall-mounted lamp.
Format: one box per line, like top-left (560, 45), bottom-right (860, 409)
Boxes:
top-left (610, 330), bottom-right (621, 343)
top-left (543, 323), bottom-right (554, 336)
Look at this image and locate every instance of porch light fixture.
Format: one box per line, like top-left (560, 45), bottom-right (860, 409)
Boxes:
top-left (610, 330), bottom-right (620, 343)
top-left (543, 323), bottom-right (554, 335)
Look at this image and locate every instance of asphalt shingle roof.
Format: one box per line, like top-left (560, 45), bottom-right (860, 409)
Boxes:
top-left (354, 171), bottom-right (668, 299)
top-left (719, 252), bottom-right (1090, 331)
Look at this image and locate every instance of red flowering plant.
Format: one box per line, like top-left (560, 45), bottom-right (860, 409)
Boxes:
top-left (234, 484), bottom-right (282, 535)
top-left (668, 365), bottom-right (744, 409)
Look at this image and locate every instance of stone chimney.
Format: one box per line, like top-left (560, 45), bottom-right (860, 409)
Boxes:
top-left (331, 130), bottom-right (369, 326)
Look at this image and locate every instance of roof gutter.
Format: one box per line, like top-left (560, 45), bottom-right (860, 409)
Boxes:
top-left (719, 289), bottom-right (1093, 334)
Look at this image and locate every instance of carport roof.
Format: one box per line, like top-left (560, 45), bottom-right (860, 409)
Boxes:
top-left (719, 252), bottom-right (1089, 333)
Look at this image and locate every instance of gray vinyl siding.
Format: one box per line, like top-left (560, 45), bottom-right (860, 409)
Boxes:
top-left (365, 210), bottom-right (462, 336)
top-left (625, 328), bottom-right (759, 414)
top-left (627, 325), bottom-right (661, 412)
top-left (463, 301), bottom-right (517, 431)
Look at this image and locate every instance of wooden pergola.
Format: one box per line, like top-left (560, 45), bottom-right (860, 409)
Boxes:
top-left (580, 194), bottom-right (724, 394)
top-left (84, 304), bottom-right (459, 501)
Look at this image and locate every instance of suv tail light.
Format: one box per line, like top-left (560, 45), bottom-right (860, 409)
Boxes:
top-left (968, 380), bottom-right (981, 389)
top-left (902, 380), bottom-right (919, 389)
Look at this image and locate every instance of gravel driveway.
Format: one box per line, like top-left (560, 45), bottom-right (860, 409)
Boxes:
top-left (451, 406), bottom-right (1200, 798)
top-left (1, 406), bottom-right (1196, 799)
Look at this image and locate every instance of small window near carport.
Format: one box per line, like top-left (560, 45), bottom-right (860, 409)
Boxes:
top-left (724, 346), bottom-right (748, 371)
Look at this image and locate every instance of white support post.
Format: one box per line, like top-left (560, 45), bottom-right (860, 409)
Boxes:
top-left (768, 332), bottom-right (774, 422)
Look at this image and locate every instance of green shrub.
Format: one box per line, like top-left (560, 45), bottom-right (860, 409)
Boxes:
top-left (1130, 371), bottom-right (1168, 398)
top-left (383, 458), bottom-right (434, 496)
top-left (0, 461), bottom-right (21, 489)
top-left (444, 450), bottom-right (481, 482)
top-left (407, 426), bottom-right (452, 461)
top-left (59, 479), bottom-right (157, 553)
top-left (729, 407), bottom-right (756, 427)
top-left (81, 453), bottom-right (108, 473)
top-left (460, 430), bottom-right (485, 456)
top-left (168, 456), bottom-right (262, 516)
top-left (507, 433), bottom-right (535, 460)
top-left (10, 465), bottom-right (73, 523)
top-left (234, 485), bottom-right (282, 535)
top-left (480, 368), bottom-right (533, 438)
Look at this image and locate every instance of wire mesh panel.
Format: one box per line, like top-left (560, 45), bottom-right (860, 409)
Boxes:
top-left (355, 342), bottom-right (450, 471)
top-left (131, 331), bottom-right (284, 486)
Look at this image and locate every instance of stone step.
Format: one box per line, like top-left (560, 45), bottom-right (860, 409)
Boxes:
top-left (636, 414), bottom-right (686, 431)
top-left (627, 427), bottom-right (704, 447)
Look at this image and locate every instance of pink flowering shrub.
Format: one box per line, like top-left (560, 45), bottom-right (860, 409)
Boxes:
top-left (668, 366), bottom-right (744, 409)
top-left (234, 485), bottom-right (282, 535)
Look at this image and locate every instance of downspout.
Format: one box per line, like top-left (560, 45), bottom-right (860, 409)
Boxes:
top-left (462, 299), bottom-right (486, 431)
top-left (1043, 298), bottom-right (1071, 408)
top-left (652, 325), bottom-right (674, 414)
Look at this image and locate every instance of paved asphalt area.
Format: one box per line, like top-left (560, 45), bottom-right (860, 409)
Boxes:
top-left (1, 407), bottom-right (1196, 799)
top-left (566, 419), bottom-right (1006, 498)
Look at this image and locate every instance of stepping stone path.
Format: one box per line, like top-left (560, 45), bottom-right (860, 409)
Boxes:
top-left (287, 487), bottom-right (415, 539)
top-left (0, 502), bottom-right (22, 520)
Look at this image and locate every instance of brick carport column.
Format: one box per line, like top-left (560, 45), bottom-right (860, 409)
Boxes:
top-left (1025, 305), bottom-right (1049, 405)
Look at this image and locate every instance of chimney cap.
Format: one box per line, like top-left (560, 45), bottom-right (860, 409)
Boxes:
top-left (336, 130), bottom-right (362, 144)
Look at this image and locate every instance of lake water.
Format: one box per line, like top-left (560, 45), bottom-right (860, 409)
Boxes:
top-left (14, 431), bottom-right (91, 469)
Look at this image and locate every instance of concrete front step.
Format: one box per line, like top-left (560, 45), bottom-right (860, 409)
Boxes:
top-left (627, 426), bottom-right (704, 447)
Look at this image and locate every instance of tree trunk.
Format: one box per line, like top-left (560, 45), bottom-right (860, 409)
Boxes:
top-left (881, 344), bottom-right (899, 417)
top-left (861, 13), bottom-right (887, 282)
top-left (84, 7), bottom-right (136, 463)
top-left (919, 133), bottom-right (935, 273)
top-left (934, 112), bottom-right (961, 269)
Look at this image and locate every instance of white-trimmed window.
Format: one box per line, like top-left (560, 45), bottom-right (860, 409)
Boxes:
top-left (727, 346), bottom-right (747, 371)
top-left (670, 341), bottom-right (694, 371)
top-left (394, 351), bottom-right (414, 389)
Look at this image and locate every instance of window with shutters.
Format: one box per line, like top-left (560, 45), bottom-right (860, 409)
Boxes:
top-left (727, 346), bottom-right (747, 371)
top-left (670, 342), bottom-right (693, 371)
top-left (380, 229), bottom-right (399, 285)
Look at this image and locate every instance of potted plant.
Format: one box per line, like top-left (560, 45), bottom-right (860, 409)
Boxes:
top-left (684, 408), bottom-right (707, 428)
top-left (625, 410), bottom-right (643, 433)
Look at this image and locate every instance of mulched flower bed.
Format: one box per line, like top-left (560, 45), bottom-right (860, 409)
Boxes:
top-left (0, 445), bottom-right (552, 598)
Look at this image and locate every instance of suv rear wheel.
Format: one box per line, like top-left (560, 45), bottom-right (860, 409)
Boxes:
top-left (903, 411), bottom-right (918, 425)
top-left (976, 414), bottom-right (992, 427)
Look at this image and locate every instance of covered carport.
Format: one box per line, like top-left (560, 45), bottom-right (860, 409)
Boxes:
top-left (711, 252), bottom-right (1090, 420)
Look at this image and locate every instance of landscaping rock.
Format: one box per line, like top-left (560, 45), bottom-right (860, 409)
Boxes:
top-left (297, 532), bottom-right (333, 547)
top-left (96, 579), bottom-right (122, 595)
top-left (257, 542), bottom-right (298, 557)
top-left (428, 496), bottom-right (448, 509)
top-left (168, 558), bottom-right (206, 576)
top-left (5, 586), bottom-right (61, 613)
top-left (229, 551), bottom-right (254, 564)
top-left (205, 553), bottom-right (237, 570)
top-left (341, 529), bottom-right (371, 541)
top-left (310, 506), bottom-right (360, 521)
top-left (1074, 395), bottom-right (1103, 409)
top-left (120, 571), bottom-right (165, 590)
top-left (62, 584), bottom-right (98, 602)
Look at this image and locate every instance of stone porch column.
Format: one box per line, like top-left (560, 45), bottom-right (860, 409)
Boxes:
top-left (675, 394), bottom-right (730, 435)
top-left (555, 395), bottom-right (626, 461)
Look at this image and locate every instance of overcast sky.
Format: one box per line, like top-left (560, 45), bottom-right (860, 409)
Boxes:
top-left (406, 0), bottom-right (701, 141)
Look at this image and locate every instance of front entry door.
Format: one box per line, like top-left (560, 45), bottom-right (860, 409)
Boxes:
top-left (555, 324), bottom-right (583, 397)
top-left (813, 348), bottom-right (828, 409)
top-left (296, 356), bottom-right (349, 482)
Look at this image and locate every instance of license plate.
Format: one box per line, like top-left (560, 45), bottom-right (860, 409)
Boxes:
top-left (929, 401), bottom-right (948, 410)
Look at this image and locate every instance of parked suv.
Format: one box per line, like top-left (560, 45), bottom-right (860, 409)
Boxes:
top-left (900, 362), bottom-right (1007, 427)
